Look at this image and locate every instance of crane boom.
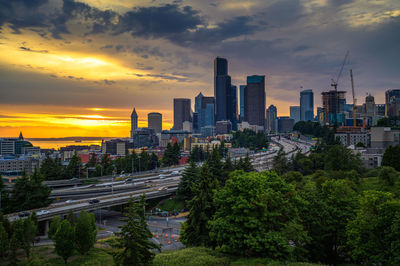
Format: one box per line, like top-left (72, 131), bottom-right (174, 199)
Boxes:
top-left (331, 50), bottom-right (350, 91)
top-left (350, 69), bottom-right (357, 127)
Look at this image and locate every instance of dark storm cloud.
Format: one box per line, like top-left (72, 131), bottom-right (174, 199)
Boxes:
top-left (114, 4), bottom-right (202, 37)
top-left (132, 46), bottom-right (165, 58)
top-left (0, 0), bottom-right (48, 33)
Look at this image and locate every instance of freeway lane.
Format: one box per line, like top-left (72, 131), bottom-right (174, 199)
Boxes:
top-left (7, 178), bottom-right (180, 222)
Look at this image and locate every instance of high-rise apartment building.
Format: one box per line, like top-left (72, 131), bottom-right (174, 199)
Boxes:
top-left (266, 105), bottom-right (278, 133)
top-left (130, 108), bottom-right (138, 138)
top-left (300, 89), bottom-right (314, 121)
top-left (173, 98), bottom-right (191, 130)
top-left (214, 57), bottom-right (236, 128)
top-left (148, 112), bottom-right (162, 134)
top-left (195, 92), bottom-right (215, 131)
top-left (244, 75), bottom-right (266, 130)
top-left (290, 106), bottom-right (301, 123)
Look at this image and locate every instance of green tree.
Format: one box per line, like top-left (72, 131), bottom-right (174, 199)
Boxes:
top-left (0, 222), bottom-right (9, 259)
top-left (66, 210), bottom-right (75, 226)
top-left (64, 152), bottom-right (83, 179)
top-left (379, 166), bottom-right (398, 186)
top-left (162, 143), bottom-right (180, 167)
top-left (75, 211), bottom-right (97, 255)
top-left (299, 179), bottom-right (358, 264)
top-left (324, 145), bottom-right (363, 173)
top-left (48, 216), bottom-right (62, 240)
top-left (177, 160), bottom-right (199, 202)
top-left (273, 148), bottom-right (289, 176)
top-left (21, 215), bottom-right (37, 258)
top-left (8, 170), bottom-right (51, 214)
top-left (8, 232), bottom-right (20, 265)
top-left (54, 220), bottom-right (75, 264)
top-left (346, 190), bottom-right (400, 265)
top-left (40, 154), bottom-right (63, 180)
top-left (181, 164), bottom-right (218, 246)
top-left (382, 145), bottom-right (400, 171)
top-left (112, 196), bottom-right (160, 266)
top-left (205, 149), bottom-right (224, 185)
top-left (209, 171), bottom-right (307, 259)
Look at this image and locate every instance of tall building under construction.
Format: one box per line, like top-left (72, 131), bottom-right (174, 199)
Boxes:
top-left (322, 90), bottom-right (346, 125)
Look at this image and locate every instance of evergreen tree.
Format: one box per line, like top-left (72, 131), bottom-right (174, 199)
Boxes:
top-left (222, 157), bottom-right (234, 177)
top-left (112, 195), bottom-right (160, 266)
top-left (0, 222), bottom-right (9, 259)
top-left (8, 232), bottom-right (20, 265)
top-left (242, 154), bottom-right (254, 172)
top-left (181, 164), bottom-right (218, 246)
top-left (382, 145), bottom-right (400, 171)
top-left (66, 210), bottom-right (75, 226)
top-left (54, 220), bottom-right (75, 264)
top-left (177, 160), bottom-right (199, 202)
top-left (22, 215), bottom-right (37, 258)
top-left (205, 148), bottom-right (224, 184)
top-left (48, 216), bottom-right (61, 240)
top-left (64, 152), bottom-right (83, 179)
top-left (9, 170), bottom-right (51, 213)
top-left (75, 211), bottom-right (97, 255)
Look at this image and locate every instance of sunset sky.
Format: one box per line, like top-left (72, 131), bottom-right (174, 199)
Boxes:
top-left (1, 0), bottom-right (399, 138)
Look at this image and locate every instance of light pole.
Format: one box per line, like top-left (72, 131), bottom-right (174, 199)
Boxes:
top-left (112, 167), bottom-right (116, 196)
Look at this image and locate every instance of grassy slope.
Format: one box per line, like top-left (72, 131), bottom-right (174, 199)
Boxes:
top-left (153, 247), bottom-right (323, 266)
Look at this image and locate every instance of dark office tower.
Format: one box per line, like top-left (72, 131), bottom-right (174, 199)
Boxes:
top-left (173, 98), bottom-right (191, 130)
top-left (300, 89), bottom-right (314, 121)
top-left (130, 107), bottom-right (138, 139)
top-left (244, 75), bottom-right (266, 130)
top-left (240, 85), bottom-right (246, 121)
top-left (214, 57), bottom-right (235, 126)
top-left (148, 112), bottom-right (162, 134)
top-left (214, 57), bottom-right (228, 76)
top-left (231, 85), bottom-right (238, 129)
top-left (266, 105), bottom-right (277, 133)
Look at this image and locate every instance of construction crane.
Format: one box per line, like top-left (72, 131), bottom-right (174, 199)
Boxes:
top-left (331, 50), bottom-right (350, 91)
top-left (330, 50), bottom-right (350, 125)
top-left (350, 69), bottom-right (357, 127)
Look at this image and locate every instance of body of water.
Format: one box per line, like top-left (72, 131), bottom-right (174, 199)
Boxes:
top-left (28, 140), bottom-right (104, 149)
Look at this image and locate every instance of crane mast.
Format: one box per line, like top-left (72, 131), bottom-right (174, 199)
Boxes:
top-left (350, 69), bottom-right (357, 127)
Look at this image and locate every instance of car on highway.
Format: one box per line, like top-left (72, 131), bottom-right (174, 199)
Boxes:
top-left (158, 186), bottom-right (168, 191)
top-left (65, 200), bottom-right (75, 203)
top-left (70, 177), bottom-right (78, 181)
top-left (36, 210), bottom-right (50, 215)
top-left (158, 174), bottom-right (167, 179)
top-left (18, 211), bottom-right (30, 218)
top-left (145, 180), bottom-right (153, 184)
top-left (171, 170), bottom-right (180, 175)
top-left (88, 198), bottom-right (100, 204)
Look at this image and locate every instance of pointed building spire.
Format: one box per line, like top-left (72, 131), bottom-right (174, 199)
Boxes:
top-left (131, 107), bottom-right (138, 138)
top-left (19, 131), bottom-right (24, 140)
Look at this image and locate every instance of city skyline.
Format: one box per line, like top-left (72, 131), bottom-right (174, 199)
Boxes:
top-left (1, 0), bottom-right (399, 138)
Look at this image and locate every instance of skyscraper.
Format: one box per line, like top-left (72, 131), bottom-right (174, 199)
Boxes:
top-left (322, 90), bottom-right (346, 125)
top-left (214, 57), bottom-right (236, 127)
top-left (173, 98), bottom-right (191, 130)
top-left (239, 85), bottom-right (246, 121)
top-left (130, 107), bottom-right (138, 138)
top-left (266, 105), bottom-right (277, 133)
top-left (148, 112), bottom-right (162, 134)
top-left (194, 92), bottom-right (215, 131)
top-left (244, 75), bottom-right (266, 130)
top-left (290, 106), bottom-right (301, 123)
top-left (300, 89), bottom-right (314, 121)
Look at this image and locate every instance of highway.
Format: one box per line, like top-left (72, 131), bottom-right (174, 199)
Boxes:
top-left (6, 136), bottom-right (314, 223)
